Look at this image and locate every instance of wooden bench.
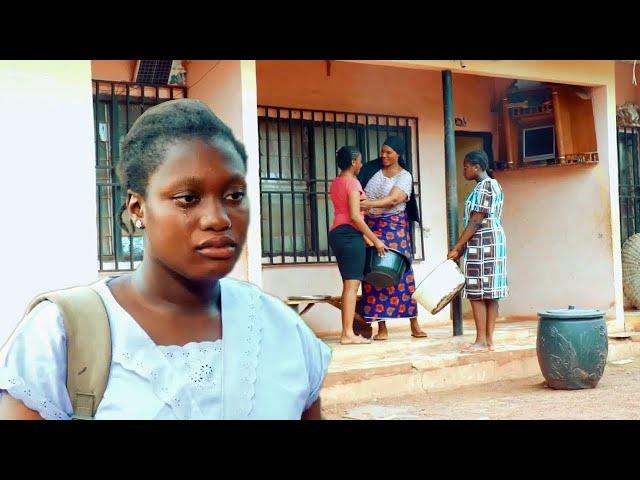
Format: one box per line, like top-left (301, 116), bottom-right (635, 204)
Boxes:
top-left (284, 295), bottom-right (372, 337)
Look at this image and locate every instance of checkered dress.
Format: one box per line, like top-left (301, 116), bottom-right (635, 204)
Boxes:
top-left (462, 178), bottom-right (509, 300)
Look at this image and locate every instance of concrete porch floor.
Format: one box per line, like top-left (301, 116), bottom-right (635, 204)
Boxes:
top-left (319, 318), bottom-right (639, 409)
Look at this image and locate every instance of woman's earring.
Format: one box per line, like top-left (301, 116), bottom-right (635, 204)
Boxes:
top-left (135, 219), bottom-right (145, 229)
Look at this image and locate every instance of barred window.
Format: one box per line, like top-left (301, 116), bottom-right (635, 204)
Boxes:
top-left (618, 126), bottom-right (640, 246)
top-left (93, 80), bottom-right (186, 272)
top-left (259, 106), bottom-right (425, 265)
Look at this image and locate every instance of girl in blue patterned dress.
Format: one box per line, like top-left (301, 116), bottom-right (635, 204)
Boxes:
top-left (448, 150), bottom-right (509, 352)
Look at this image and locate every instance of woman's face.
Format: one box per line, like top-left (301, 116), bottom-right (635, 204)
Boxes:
top-left (129, 138), bottom-right (249, 281)
top-left (352, 154), bottom-right (363, 174)
top-left (463, 159), bottom-right (480, 181)
top-left (380, 145), bottom-right (399, 168)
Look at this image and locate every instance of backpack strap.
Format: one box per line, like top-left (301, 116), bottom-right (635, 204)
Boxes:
top-left (24, 282), bottom-right (111, 420)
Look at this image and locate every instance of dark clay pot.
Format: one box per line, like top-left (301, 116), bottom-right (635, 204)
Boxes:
top-left (536, 306), bottom-right (608, 390)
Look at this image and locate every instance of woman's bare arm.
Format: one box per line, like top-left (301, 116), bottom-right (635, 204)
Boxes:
top-left (0, 392), bottom-right (44, 420)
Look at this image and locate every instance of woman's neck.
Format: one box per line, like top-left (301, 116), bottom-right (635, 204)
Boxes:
top-left (131, 259), bottom-right (221, 312)
top-left (339, 169), bottom-right (356, 178)
top-left (476, 171), bottom-right (490, 182)
top-left (382, 163), bottom-right (402, 175)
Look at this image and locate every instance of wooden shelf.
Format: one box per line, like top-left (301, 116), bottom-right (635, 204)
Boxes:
top-left (509, 103), bottom-right (553, 118)
top-left (498, 85), bottom-right (598, 170)
top-left (498, 161), bottom-right (598, 172)
top-left (496, 152), bottom-right (599, 171)
top-left (510, 103), bottom-right (553, 127)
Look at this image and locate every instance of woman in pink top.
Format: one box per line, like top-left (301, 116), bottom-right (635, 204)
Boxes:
top-left (329, 146), bottom-right (388, 344)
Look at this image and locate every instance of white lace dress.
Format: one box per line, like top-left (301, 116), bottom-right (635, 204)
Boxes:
top-left (0, 277), bottom-right (332, 420)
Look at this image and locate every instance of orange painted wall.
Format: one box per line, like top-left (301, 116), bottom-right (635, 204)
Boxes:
top-left (452, 73), bottom-right (497, 134)
top-left (257, 60), bottom-right (617, 336)
top-left (615, 61), bottom-right (640, 105)
top-left (494, 164), bottom-right (615, 316)
top-left (91, 60), bottom-right (136, 81)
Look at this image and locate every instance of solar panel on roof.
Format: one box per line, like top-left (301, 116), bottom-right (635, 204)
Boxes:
top-left (134, 60), bottom-right (174, 84)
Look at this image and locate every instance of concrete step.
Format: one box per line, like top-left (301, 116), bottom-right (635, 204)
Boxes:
top-left (325, 320), bottom-right (538, 364)
top-left (320, 323), bottom-right (640, 407)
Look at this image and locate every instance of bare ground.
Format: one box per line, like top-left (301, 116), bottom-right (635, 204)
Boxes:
top-left (323, 355), bottom-right (640, 420)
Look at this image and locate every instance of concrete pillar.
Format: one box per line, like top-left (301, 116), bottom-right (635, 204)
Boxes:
top-left (592, 83), bottom-right (625, 329)
top-left (187, 60), bottom-right (262, 287)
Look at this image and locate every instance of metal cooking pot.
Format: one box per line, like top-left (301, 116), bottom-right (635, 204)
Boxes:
top-left (363, 247), bottom-right (411, 289)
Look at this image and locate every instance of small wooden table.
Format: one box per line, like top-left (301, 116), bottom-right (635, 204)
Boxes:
top-left (284, 295), bottom-right (372, 337)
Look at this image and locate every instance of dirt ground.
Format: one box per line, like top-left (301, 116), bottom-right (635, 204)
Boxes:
top-left (322, 356), bottom-right (640, 420)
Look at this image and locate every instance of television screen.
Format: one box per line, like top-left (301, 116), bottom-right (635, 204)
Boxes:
top-left (523, 125), bottom-right (555, 162)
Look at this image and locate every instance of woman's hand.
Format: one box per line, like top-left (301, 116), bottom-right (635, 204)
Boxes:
top-left (374, 239), bottom-right (389, 257)
top-left (447, 248), bottom-right (461, 261)
top-left (363, 235), bottom-right (374, 247)
top-left (360, 199), bottom-right (373, 211)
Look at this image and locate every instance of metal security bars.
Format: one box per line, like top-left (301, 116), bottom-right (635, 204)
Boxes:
top-left (258, 105), bottom-right (425, 265)
top-left (93, 80), bottom-right (187, 272)
top-left (618, 125), bottom-right (640, 246)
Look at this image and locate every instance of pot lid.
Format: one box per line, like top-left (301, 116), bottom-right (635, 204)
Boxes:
top-left (538, 305), bottom-right (605, 319)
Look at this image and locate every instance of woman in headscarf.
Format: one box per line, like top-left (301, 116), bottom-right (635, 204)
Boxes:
top-left (358, 136), bottom-right (427, 340)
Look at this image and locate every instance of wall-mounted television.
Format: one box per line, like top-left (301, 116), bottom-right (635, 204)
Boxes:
top-left (522, 125), bottom-right (555, 162)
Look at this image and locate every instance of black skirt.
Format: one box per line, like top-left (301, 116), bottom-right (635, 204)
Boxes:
top-left (329, 224), bottom-right (366, 281)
